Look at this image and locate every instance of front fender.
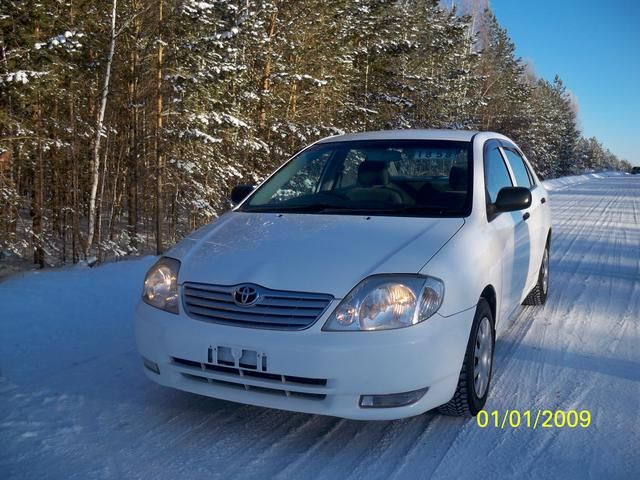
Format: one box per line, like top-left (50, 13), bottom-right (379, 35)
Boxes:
top-left (419, 219), bottom-right (503, 323)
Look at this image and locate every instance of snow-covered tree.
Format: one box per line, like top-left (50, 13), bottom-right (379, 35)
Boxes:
top-left (0, 0), bottom-right (629, 266)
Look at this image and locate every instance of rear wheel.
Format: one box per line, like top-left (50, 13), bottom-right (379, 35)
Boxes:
top-left (438, 299), bottom-right (495, 416)
top-left (523, 244), bottom-right (549, 306)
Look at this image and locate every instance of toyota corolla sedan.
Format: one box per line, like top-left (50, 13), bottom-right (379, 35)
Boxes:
top-left (135, 129), bottom-right (551, 420)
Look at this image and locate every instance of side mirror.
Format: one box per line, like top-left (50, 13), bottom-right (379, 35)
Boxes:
top-left (495, 186), bottom-right (532, 212)
top-left (230, 184), bottom-right (254, 205)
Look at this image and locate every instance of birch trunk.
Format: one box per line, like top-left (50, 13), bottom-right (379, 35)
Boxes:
top-left (258, 4), bottom-right (278, 132)
top-left (86, 0), bottom-right (117, 257)
top-left (154, 0), bottom-right (164, 255)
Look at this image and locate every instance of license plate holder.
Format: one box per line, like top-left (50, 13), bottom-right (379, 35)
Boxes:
top-left (208, 345), bottom-right (268, 371)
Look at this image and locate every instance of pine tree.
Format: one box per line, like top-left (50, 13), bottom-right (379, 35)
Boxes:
top-left (0, 0), bottom-right (630, 266)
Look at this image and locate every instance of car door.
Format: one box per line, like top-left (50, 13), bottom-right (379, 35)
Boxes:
top-left (484, 140), bottom-right (531, 321)
top-left (500, 145), bottom-right (544, 296)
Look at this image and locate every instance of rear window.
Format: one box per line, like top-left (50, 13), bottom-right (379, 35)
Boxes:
top-left (388, 148), bottom-right (469, 177)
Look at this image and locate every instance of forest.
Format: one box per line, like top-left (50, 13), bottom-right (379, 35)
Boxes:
top-left (0, 0), bottom-right (631, 267)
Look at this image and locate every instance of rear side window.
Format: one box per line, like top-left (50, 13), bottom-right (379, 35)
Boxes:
top-left (503, 149), bottom-right (534, 188)
top-left (485, 147), bottom-right (513, 203)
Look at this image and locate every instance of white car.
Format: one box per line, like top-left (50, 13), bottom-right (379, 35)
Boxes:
top-left (135, 129), bottom-right (551, 420)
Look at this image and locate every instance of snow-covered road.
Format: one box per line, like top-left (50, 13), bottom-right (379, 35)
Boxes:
top-left (2, 175), bottom-right (639, 479)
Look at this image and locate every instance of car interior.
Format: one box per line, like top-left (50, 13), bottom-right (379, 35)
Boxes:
top-left (248, 143), bottom-right (473, 214)
top-left (337, 150), bottom-right (470, 211)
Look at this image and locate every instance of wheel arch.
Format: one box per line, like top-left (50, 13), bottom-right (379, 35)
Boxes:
top-left (480, 285), bottom-right (497, 325)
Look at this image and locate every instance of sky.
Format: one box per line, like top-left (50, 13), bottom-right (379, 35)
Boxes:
top-left (489, 0), bottom-right (640, 166)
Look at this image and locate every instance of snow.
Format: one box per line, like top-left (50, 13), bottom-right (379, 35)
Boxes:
top-left (0, 70), bottom-right (48, 84)
top-left (34, 31), bottom-right (84, 52)
top-left (542, 170), bottom-right (629, 191)
top-left (181, 128), bottom-right (223, 144)
top-left (1, 175), bottom-right (639, 479)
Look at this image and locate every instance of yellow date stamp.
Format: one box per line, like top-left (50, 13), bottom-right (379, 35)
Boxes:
top-left (476, 409), bottom-right (591, 429)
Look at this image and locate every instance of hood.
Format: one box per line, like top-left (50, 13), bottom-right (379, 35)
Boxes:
top-left (169, 212), bottom-right (464, 298)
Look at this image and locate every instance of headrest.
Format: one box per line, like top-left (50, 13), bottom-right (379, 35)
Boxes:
top-left (449, 166), bottom-right (468, 190)
top-left (358, 161), bottom-right (389, 187)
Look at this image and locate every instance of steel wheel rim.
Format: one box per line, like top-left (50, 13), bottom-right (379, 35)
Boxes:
top-left (542, 248), bottom-right (549, 294)
top-left (473, 316), bottom-right (493, 398)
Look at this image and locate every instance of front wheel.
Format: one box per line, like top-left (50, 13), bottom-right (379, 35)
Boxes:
top-left (522, 244), bottom-right (549, 306)
top-left (438, 299), bottom-right (495, 416)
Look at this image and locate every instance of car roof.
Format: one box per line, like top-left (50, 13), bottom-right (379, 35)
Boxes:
top-left (315, 129), bottom-right (483, 144)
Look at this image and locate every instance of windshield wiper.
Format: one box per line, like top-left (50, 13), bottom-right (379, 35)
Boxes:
top-left (241, 203), bottom-right (350, 213)
top-left (364, 206), bottom-right (462, 216)
top-left (241, 204), bottom-right (461, 216)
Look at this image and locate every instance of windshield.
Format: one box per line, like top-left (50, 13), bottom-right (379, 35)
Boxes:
top-left (240, 139), bottom-right (473, 217)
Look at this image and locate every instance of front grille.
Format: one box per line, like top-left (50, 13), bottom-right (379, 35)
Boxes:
top-left (182, 282), bottom-right (333, 330)
top-left (173, 357), bottom-right (327, 401)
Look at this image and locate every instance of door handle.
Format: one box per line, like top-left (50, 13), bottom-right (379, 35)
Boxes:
top-left (523, 212), bottom-right (530, 221)
top-left (541, 197), bottom-right (547, 204)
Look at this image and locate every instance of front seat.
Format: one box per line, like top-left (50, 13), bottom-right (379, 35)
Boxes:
top-left (418, 165), bottom-right (469, 208)
top-left (345, 161), bottom-right (403, 204)
top-left (449, 165), bottom-right (468, 191)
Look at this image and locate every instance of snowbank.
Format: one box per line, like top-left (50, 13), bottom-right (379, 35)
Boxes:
top-left (542, 170), bottom-right (629, 191)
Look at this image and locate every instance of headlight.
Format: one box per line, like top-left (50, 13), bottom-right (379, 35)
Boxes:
top-left (142, 257), bottom-right (181, 314)
top-left (323, 275), bottom-right (444, 331)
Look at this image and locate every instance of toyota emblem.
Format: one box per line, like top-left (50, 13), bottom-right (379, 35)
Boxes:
top-left (233, 285), bottom-right (259, 306)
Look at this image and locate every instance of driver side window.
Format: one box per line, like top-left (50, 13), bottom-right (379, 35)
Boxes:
top-left (485, 146), bottom-right (513, 204)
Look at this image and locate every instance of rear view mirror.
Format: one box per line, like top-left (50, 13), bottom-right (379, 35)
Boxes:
top-left (495, 186), bottom-right (532, 212)
top-left (230, 184), bottom-right (254, 205)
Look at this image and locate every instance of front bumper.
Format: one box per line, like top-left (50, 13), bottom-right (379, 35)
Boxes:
top-left (134, 301), bottom-right (475, 420)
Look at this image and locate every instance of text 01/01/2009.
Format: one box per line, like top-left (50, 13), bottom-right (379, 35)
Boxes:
top-left (476, 410), bottom-right (591, 429)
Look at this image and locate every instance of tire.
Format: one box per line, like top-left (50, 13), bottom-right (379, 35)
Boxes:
top-left (438, 299), bottom-right (495, 416)
top-left (522, 244), bottom-right (549, 306)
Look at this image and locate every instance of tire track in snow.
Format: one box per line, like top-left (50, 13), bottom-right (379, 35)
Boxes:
top-left (271, 418), bottom-right (347, 480)
top-left (217, 413), bottom-right (328, 479)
